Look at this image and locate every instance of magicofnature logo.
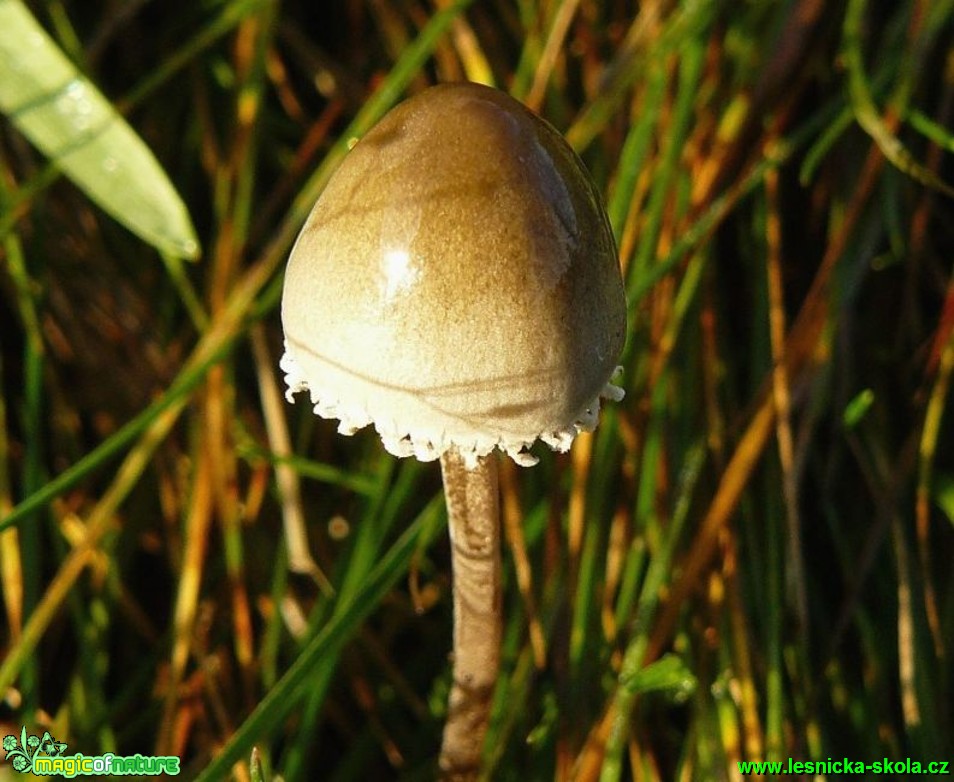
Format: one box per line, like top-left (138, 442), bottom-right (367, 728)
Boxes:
top-left (3, 727), bottom-right (180, 777)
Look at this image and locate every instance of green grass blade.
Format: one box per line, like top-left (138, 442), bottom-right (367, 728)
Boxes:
top-left (907, 108), bottom-right (954, 153)
top-left (0, 0), bottom-right (200, 259)
top-left (193, 496), bottom-right (444, 782)
top-left (843, 0), bottom-right (954, 197)
top-left (0, 339), bottom-right (231, 535)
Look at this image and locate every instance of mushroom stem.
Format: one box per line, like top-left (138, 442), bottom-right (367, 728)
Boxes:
top-left (438, 448), bottom-right (502, 780)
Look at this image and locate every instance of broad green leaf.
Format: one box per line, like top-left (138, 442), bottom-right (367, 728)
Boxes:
top-left (0, 0), bottom-right (200, 259)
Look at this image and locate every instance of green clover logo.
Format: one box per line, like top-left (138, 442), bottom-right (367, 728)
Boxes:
top-left (3, 727), bottom-right (67, 774)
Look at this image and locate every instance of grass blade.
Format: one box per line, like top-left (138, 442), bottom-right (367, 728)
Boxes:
top-left (0, 0), bottom-right (199, 259)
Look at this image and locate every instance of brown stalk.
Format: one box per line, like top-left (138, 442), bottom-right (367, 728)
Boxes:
top-left (438, 449), bottom-right (502, 781)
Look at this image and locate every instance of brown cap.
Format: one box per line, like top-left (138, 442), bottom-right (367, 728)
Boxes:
top-left (281, 83), bottom-right (626, 466)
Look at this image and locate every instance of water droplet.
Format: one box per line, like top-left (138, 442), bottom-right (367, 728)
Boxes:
top-left (55, 79), bottom-right (94, 132)
top-left (179, 238), bottom-right (200, 259)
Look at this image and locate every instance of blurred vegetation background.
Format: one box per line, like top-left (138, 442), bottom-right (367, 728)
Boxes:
top-left (1, 0), bottom-right (953, 779)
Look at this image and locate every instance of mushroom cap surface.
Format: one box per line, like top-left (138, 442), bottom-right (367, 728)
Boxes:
top-left (281, 82), bottom-right (626, 466)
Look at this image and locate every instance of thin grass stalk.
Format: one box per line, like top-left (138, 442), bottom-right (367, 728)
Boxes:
top-left (499, 457), bottom-right (546, 669)
top-left (647, 137), bottom-right (890, 664)
top-left (916, 273), bottom-right (954, 659)
top-left (193, 496), bottom-right (445, 782)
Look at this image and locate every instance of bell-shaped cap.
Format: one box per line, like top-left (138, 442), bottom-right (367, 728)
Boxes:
top-left (281, 83), bottom-right (626, 466)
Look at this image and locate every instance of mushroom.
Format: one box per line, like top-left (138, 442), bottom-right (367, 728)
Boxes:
top-left (281, 82), bottom-right (626, 778)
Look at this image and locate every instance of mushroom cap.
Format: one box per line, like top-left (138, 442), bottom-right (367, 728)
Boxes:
top-left (281, 82), bottom-right (626, 466)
